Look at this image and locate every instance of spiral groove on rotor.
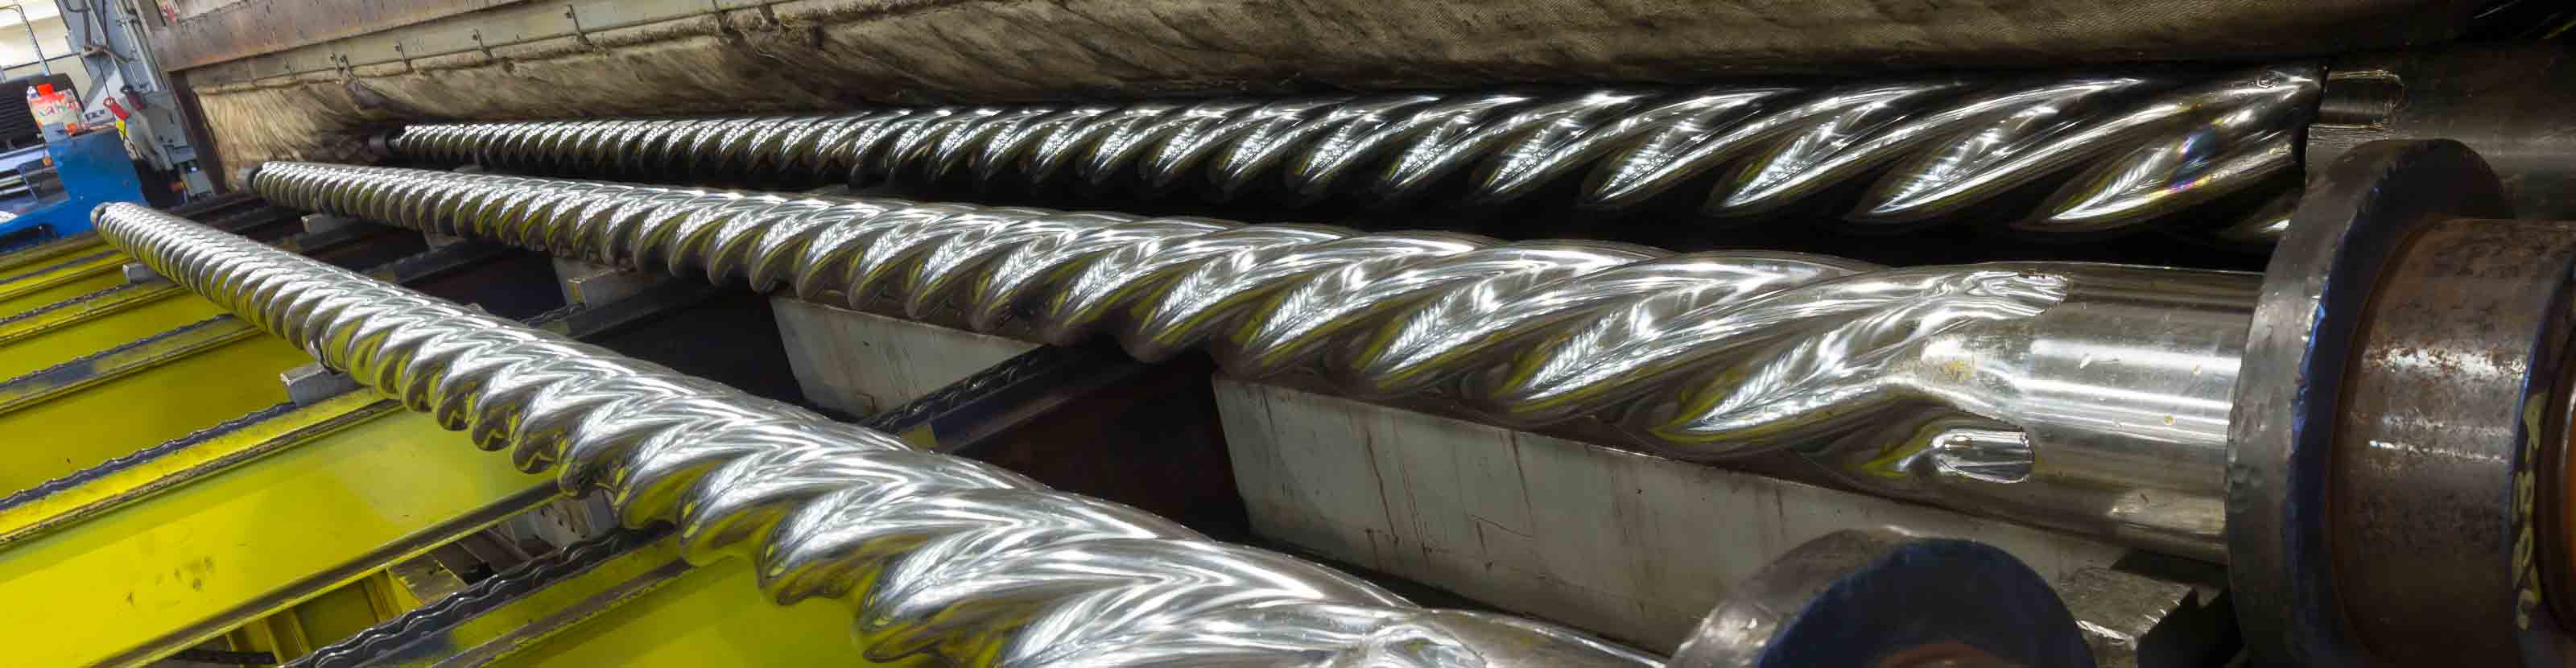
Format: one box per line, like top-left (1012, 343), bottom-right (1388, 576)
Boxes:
top-left (253, 160), bottom-right (2049, 454)
top-left (90, 201), bottom-right (1659, 668)
top-left (387, 64), bottom-right (2317, 238)
top-left (245, 162), bottom-right (2264, 563)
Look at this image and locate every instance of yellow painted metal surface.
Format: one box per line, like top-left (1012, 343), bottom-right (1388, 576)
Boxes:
top-left (424, 535), bottom-right (865, 668)
top-left (0, 218), bottom-right (849, 666)
top-left (231, 611), bottom-right (320, 663)
top-left (0, 249), bottom-right (130, 318)
top-left (223, 571), bottom-right (422, 662)
top-left (0, 234), bottom-right (106, 274)
top-left (299, 571), bottom-right (425, 649)
top-left (0, 394), bottom-right (555, 667)
top-left (0, 394), bottom-right (380, 548)
top-left (0, 318), bottom-right (316, 493)
top-left (0, 282), bottom-right (217, 380)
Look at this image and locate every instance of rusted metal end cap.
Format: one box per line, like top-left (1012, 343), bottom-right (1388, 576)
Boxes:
top-left (2231, 138), bottom-right (2576, 666)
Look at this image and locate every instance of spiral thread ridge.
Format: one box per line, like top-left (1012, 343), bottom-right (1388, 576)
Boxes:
top-left (389, 65), bottom-right (2316, 239)
top-left (241, 160), bottom-right (2274, 565)
top-left (253, 160), bottom-right (2085, 456)
top-left (91, 201), bottom-right (1658, 668)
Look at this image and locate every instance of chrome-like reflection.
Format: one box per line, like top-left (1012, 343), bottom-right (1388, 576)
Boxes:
top-left (255, 163), bottom-right (2260, 558)
top-left (93, 202), bottom-right (1659, 668)
top-left (389, 65), bottom-right (2318, 239)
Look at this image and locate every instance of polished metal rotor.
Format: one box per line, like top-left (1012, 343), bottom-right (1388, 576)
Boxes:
top-left (91, 200), bottom-right (1658, 667)
top-left (387, 64), bottom-right (2317, 240)
top-left (250, 161), bottom-right (2259, 559)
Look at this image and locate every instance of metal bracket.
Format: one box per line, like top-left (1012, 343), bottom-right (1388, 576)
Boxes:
top-left (510, 495), bottom-right (620, 550)
top-left (564, 6), bottom-right (599, 51)
top-left (551, 258), bottom-right (663, 307)
top-left (298, 212), bottom-right (367, 236)
top-left (118, 262), bottom-right (161, 284)
top-left (279, 362), bottom-right (361, 406)
top-left (287, 530), bottom-right (667, 668)
top-left (390, 41), bottom-right (415, 75)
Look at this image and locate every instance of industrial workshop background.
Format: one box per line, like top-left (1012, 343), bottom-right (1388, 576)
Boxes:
top-left (0, 1), bottom-right (2570, 666)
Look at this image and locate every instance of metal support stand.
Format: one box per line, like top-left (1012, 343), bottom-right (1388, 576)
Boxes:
top-left (549, 258), bottom-right (661, 307)
top-left (296, 213), bottom-right (368, 236)
top-left (278, 362), bottom-right (358, 406)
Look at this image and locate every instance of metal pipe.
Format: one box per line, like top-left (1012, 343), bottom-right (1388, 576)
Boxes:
top-left (89, 200), bottom-right (1660, 668)
top-left (250, 161), bottom-right (2259, 560)
top-left (386, 64), bottom-right (2320, 241)
top-left (1, 4), bottom-right (49, 76)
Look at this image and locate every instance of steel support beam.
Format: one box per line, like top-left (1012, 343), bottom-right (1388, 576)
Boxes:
top-left (287, 532), bottom-right (865, 668)
top-left (0, 282), bottom-right (218, 380)
top-left (0, 249), bottom-right (134, 318)
top-left (0, 393), bottom-right (552, 667)
top-left (0, 235), bottom-right (110, 275)
top-left (0, 242), bottom-right (724, 666)
top-left (150, 0), bottom-right (518, 71)
top-left (0, 316), bottom-right (312, 491)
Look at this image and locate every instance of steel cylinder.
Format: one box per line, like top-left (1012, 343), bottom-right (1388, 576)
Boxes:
top-left (382, 64), bottom-right (2318, 243)
top-left (89, 200), bottom-right (1661, 668)
top-left (247, 160), bottom-right (2263, 560)
top-left (2227, 138), bottom-right (2576, 667)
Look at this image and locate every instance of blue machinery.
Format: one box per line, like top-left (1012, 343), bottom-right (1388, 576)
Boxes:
top-left (0, 132), bottom-right (147, 245)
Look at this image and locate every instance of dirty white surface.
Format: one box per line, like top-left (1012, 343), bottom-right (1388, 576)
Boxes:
top-left (1214, 378), bottom-right (2132, 650)
top-left (770, 298), bottom-right (1034, 415)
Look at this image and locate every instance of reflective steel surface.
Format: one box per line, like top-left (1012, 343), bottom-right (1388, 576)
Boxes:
top-left (387, 65), bottom-right (2318, 239)
top-left (89, 201), bottom-right (1659, 668)
top-left (250, 162), bottom-right (2259, 559)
